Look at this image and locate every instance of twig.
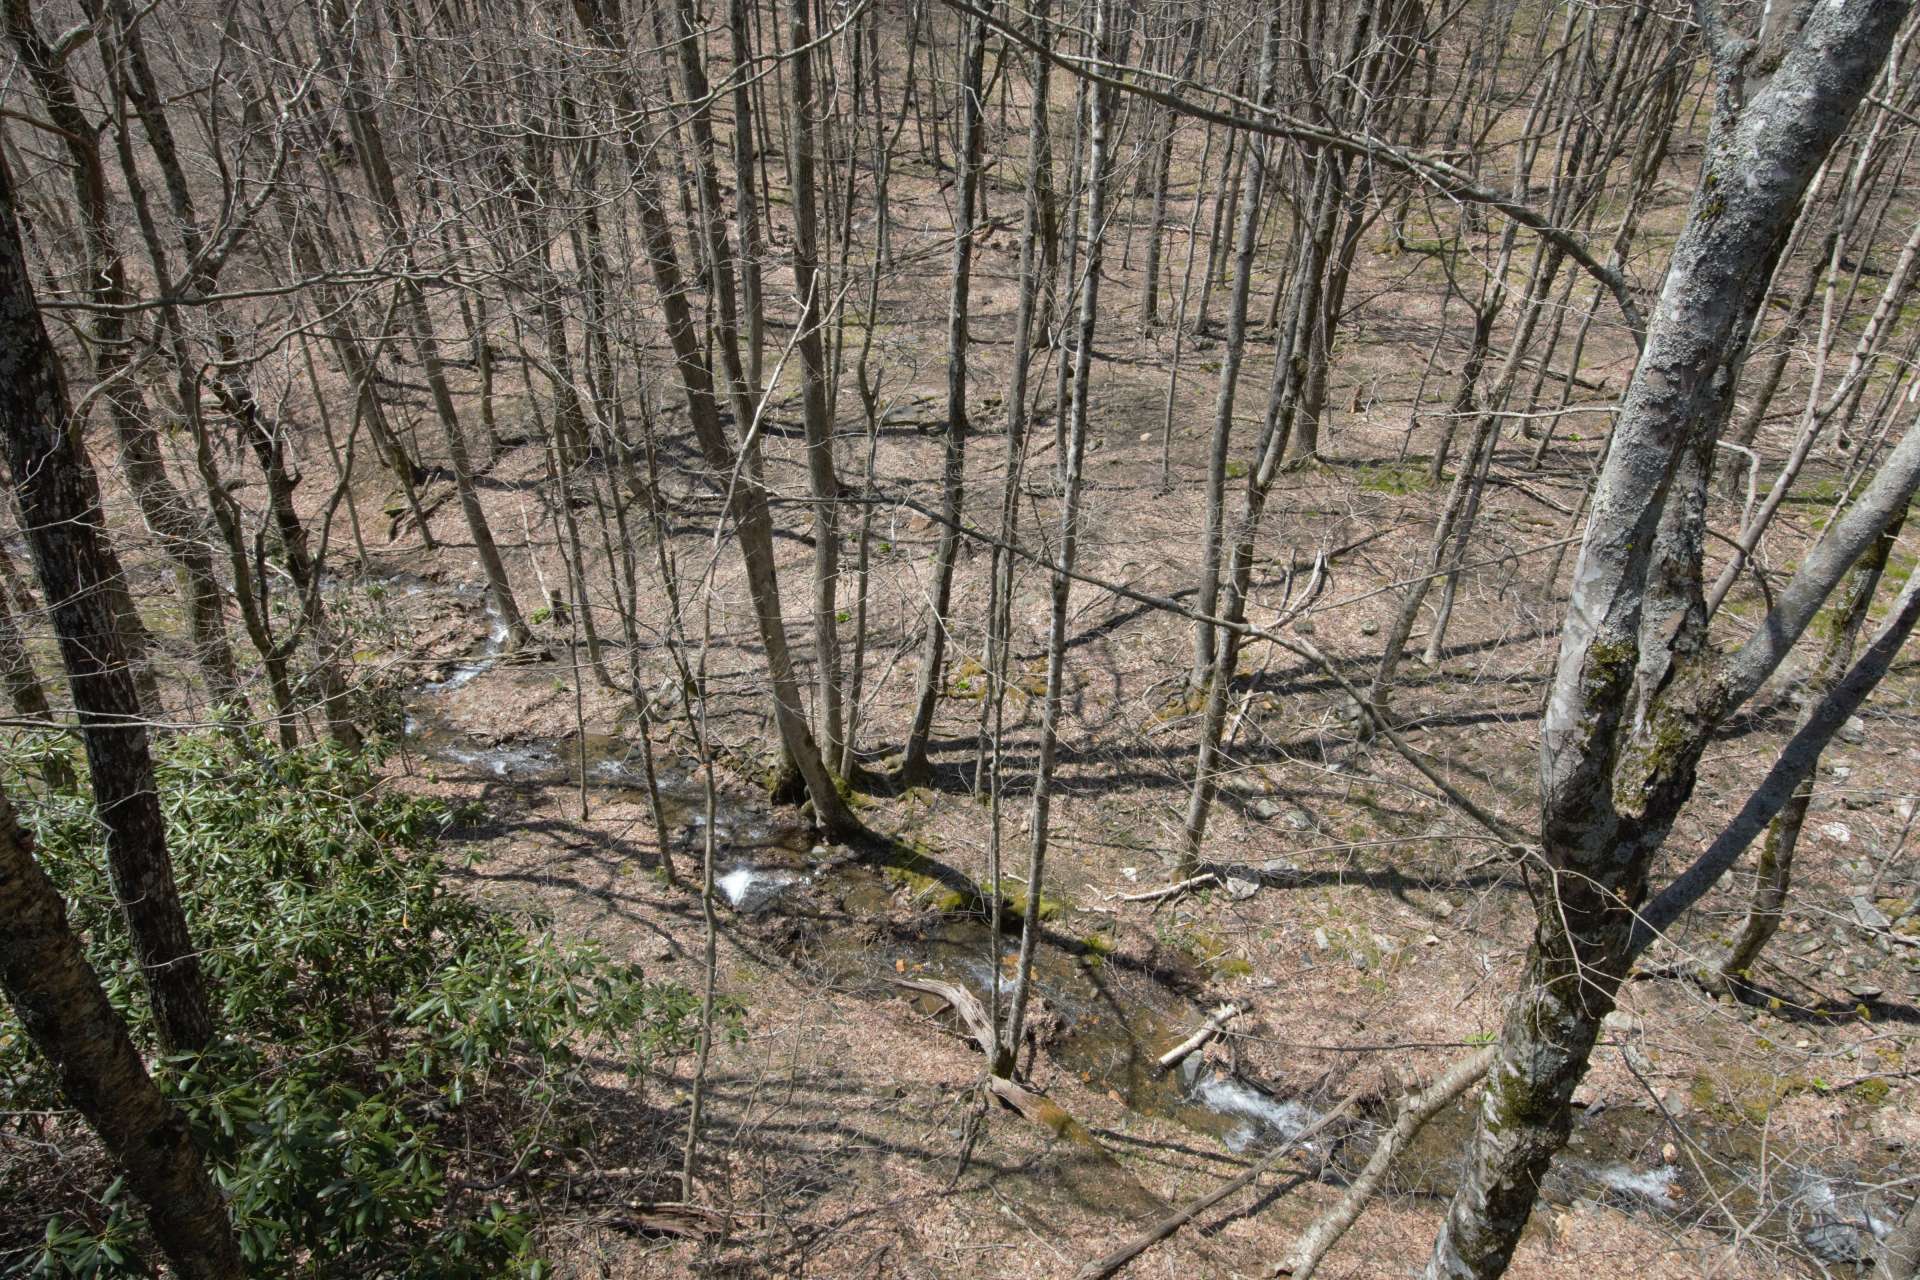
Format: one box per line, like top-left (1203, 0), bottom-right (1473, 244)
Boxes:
top-left (1117, 871), bottom-right (1219, 903)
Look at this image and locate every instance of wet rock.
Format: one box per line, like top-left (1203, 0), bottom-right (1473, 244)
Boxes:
top-left (1802, 1222), bottom-right (1867, 1265)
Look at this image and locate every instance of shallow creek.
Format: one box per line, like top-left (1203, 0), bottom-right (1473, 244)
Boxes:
top-left (394, 590), bottom-right (1904, 1267)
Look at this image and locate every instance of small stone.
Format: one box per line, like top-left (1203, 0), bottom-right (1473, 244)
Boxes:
top-left (1360, 620), bottom-right (1380, 636)
top-left (1422, 933), bottom-right (1440, 947)
top-left (1602, 1009), bottom-right (1640, 1035)
top-left (1224, 876), bottom-right (1259, 901)
top-left (1350, 950), bottom-right (1371, 972)
top-left (1431, 897), bottom-right (1457, 920)
top-left (1138, 431), bottom-right (1153, 444)
top-left (1312, 927), bottom-right (1331, 952)
top-left (1295, 621), bottom-right (1315, 635)
top-left (1837, 715), bottom-right (1869, 745)
top-left (1283, 808), bottom-right (1314, 831)
top-left (1821, 822), bottom-right (1854, 844)
top-left (1849, 984), bottom-right (1884, 1001)
top-left (1661, 1142), bottom-right (1678, 1162)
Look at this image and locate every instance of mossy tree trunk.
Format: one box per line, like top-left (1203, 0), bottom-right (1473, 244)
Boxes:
top-left (1427, 6), bottom-right (1915, 1276)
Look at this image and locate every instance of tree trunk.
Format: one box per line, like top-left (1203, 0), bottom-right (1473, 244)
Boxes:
top-left (571, 0), bottom-right (856, 837)
top-left (1710, 510), bottom-right (1903, 992)
top-left (901, 8), bottom-right (987, 780)
top-left (1427, 8), bottom-right (1911, 1276)
top-left (1191, 9), bottom-right (1282, 688)
top-left (0, 153), bottom-right (213, 1055)
top-left (1003, 0), bottom-right (1121, 1076)
top-left (0, 789), bottom-right (242, 1279)
top-left (786, 0), bottom-right (848, 769)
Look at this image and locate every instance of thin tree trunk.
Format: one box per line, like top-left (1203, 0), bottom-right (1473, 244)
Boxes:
top-left (901, 8), bottom-right (987, 780)
top-left (1003, 0), bottom-right (1121, 1076)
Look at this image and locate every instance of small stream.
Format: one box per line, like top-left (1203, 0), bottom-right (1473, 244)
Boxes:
top-left (385, 575), bottom-right (1907, 1270)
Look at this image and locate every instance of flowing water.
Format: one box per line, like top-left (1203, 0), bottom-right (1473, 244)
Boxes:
top-left (389, 578), bottom-right (1908, 1268)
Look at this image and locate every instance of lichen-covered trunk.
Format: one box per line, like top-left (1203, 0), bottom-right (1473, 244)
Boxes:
top-left (1427, 6), bottom-right (1912, 1277)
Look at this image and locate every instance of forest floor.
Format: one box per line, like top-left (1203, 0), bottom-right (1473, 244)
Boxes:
top-left (101, 157), bottom-right (1920, 1278)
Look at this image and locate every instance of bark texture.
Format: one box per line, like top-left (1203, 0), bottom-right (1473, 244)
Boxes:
top-left (0, 152), bottom-right (214, 1055)
top-left (0, 789), bottom-right (242, 1279)
top-left (1427, 6), bottom-right (1913, 1277)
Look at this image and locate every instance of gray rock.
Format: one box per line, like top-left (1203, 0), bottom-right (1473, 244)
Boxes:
top-left (1602, 1009), bottom-right (1640, 1035)
top-left (1855, 895), bottom-right (1893, 931)
top-left (1250, 797), bottom-right (1283, 821)
top-left (1312, 927), bottom-right (1331, 952)
top-left (1837, 715), bottom-right (1868, 745)
top-left (1802, 1222), bottom-right (1866, 1265)
top-left (1224, 876), bottom-right (1260, 901)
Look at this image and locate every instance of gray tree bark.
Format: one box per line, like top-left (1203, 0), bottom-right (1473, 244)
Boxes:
top-left (901, 8), bottom-right (988, 781)
top-left (1426, 5), bottom-right (1913, 1276)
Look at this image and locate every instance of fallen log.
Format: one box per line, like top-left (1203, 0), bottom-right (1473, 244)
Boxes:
top-left (889, 975), bottom-right (998, 1058)
top-left (1157, 1002), bottom-right (1243, 1071)
top-left (1276, 1046), bottom-right (1495, 1279)
top-left (1073, 1094), bottom-right (1357, 1280)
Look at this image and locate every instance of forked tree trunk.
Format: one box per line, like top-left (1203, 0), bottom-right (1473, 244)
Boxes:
top-left (1425, 7), bottom-right (1912, 1276)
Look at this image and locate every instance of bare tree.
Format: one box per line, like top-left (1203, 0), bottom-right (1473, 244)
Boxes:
top-left (1425, 6), bottom-right (1913, 1275)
